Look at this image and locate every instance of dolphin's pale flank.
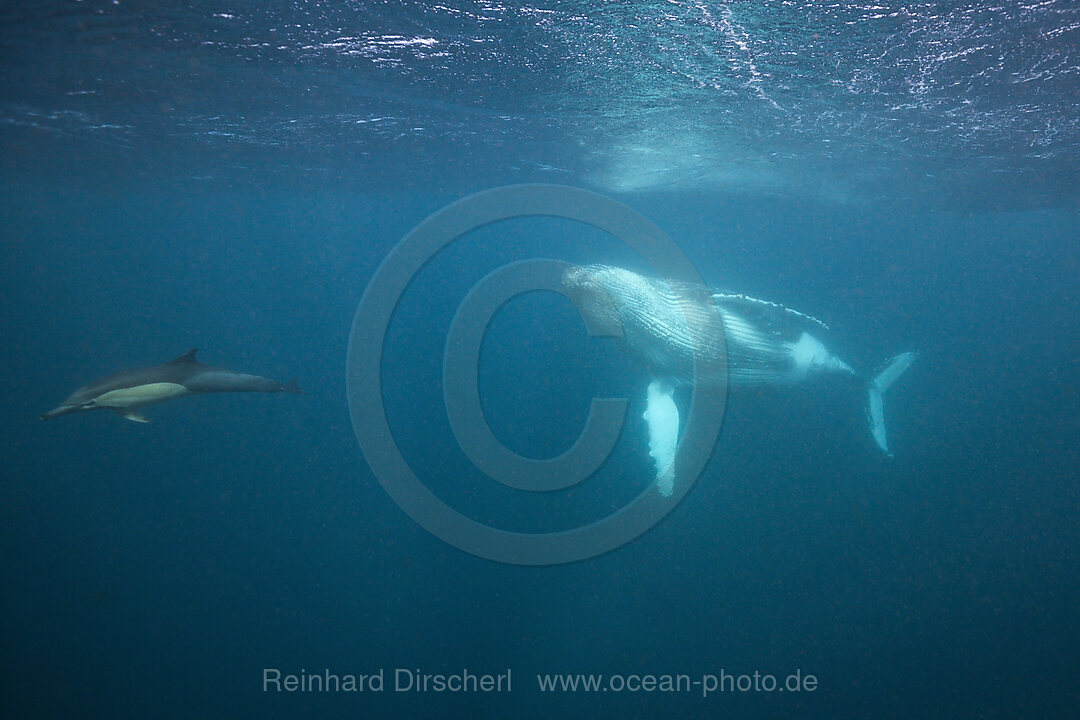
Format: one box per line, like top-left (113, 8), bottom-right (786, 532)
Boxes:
top-left (563, 264), bottom-right (916, 495)
top-left (40, 349), bottom-right (302, 423)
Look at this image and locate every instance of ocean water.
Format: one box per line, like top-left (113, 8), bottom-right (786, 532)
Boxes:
top-left (2, 2), bottom-right (1078, 718)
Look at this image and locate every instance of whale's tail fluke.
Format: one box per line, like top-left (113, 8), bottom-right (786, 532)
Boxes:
top-left (867, 352), bottom-right (917, 456)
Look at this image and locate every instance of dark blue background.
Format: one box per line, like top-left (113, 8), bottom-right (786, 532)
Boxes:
top-left (4, 183), bottom-right (1077, 718)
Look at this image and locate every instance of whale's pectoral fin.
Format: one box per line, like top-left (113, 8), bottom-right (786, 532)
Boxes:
top-left (867, 351), bottom-right (916, 455)
top-left (643, 380), bottom-right (679, 496)
top-left (114, 408), bottom-right (150, 423)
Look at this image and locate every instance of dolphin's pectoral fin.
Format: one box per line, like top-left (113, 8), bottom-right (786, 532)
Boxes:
top-left (114, 408), bottom-right (150, 423)
top-left (643, 380), bottom-right (679, 496)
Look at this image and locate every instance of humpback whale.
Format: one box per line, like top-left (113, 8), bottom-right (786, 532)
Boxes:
top-left (563, 264), bottom-right (916, 494)
top-left (40, 349), bottom-right (301, 423)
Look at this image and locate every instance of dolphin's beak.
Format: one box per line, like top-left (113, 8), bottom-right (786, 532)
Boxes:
top-left (40, 405), bottom-right (76, 420)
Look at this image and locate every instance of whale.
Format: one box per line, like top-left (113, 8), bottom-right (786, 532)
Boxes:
top-left (40, 349), bottom-right (301, 423)
top-left (563, 264), bottom-right (916, 494)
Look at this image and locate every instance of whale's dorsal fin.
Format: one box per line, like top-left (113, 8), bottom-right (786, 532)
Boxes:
top-left (167, 348), bottom-right (198, 365)
top-left (711, 293), bottom-right (830, 332)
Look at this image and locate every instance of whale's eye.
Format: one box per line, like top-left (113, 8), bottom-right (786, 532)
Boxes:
top-left (82, 400), bottom-right (96, 408)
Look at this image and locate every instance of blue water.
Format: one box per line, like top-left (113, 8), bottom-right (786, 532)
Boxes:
top-left (2, 2), bottom-right (1078, 718)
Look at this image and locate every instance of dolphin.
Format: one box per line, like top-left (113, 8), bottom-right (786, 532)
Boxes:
top-left (40, 349), bottom-right (302, 423)
top-left (563, 264), bottom-right (916, 494)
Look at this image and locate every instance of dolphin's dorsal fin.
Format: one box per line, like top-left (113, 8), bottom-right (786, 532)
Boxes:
top-left (168, 348), bottom-right (198, 365)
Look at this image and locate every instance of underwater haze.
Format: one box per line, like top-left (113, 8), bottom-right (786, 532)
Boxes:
top-left (2, 2), bottom-right (1078, 718)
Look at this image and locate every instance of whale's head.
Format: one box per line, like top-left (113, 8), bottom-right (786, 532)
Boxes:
top-left (562, 264), bottom-right (731, 385)
top-left (561, 264), bottom-right (607, 298)
top-left (562, 264), bottom-right (629, 336)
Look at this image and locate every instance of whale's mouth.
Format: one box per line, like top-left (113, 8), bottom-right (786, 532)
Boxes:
top-left (562, 264), bottom-right (615, 302)
top-left (560, 265), bottom-right (594, 293)
top-left (562, 265), bottom-right (624, 333)
top-left (561, 264), bottom-right (598, 307)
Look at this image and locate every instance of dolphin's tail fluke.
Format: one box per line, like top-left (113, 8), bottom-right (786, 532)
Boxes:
top-left (866, 352), bottom-right (916, 456)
